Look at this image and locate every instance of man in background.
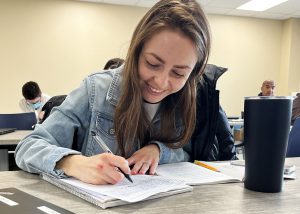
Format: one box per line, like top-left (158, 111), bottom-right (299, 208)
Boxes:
top-left (19, 81), bottom-right (51, 121)
top-left (258, 80), bottom-right (275, 96)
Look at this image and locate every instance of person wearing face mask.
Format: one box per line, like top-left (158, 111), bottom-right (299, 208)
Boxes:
top-left (19, 81), bottom-right (51, 121)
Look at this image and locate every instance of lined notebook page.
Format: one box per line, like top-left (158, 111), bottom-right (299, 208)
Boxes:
top-left (60, 174), bottom-right (189, 202)
top-left (156, 162), bottom-right (240, 185)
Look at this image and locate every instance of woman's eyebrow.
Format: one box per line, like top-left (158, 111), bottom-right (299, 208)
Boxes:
top-left (146, 53), bottom-right (165, 63)
top-left (146, 53), bottom-right (192, 69)
top-left (173, 65), bottom-right (191, 69)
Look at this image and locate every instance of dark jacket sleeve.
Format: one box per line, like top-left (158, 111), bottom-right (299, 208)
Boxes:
top-left (216, 107), bottom-right (237, 160)
top-left (189, 64), bottom-right (238, 161)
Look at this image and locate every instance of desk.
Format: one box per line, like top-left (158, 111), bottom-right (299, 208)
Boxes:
top-left (228, 119), bottom-right (244, 127)
top-left (0, 130), bottom-right (31, 170)
top-left (0, 158), bottom-right (299, 213)
top-left (228, 119), bottom-right (244, 158)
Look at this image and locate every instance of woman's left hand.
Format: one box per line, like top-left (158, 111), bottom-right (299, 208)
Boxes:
top-left (127, 144), bottom-right (160, 175)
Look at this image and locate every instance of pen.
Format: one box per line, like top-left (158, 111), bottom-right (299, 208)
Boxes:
top-left (194, 160), bottom-right (220, 172)
top-left (91, 131), bottom-right (133, 183)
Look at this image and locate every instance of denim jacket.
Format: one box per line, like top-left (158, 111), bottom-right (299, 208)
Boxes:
top-left (15, 66), bottom-right (189, 177)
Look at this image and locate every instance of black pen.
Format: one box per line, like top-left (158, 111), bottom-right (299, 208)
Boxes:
top-left (91, 131), bottom-right (133, 183)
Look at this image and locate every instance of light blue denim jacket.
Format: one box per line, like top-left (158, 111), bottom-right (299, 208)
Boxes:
top-left (15, 66), bottom-right (189, 177)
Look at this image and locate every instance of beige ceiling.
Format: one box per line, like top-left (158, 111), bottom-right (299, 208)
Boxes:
top-left (79, 0), bottom-right (300, 20)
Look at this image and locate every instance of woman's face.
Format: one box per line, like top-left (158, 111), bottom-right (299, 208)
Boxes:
top-left (138, 29), bottom-right (198, 104)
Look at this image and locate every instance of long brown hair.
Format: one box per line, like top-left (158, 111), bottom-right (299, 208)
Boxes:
top-left (114, 0), bottom-right (211, 157)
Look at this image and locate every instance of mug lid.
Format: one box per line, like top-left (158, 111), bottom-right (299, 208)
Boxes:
top-left (244, 96), bottom-right (293, 100)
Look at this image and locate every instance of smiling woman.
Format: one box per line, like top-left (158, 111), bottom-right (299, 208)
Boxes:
top-left (15, 0), bottom-right (210, 186)
top-left (138, 29), bottom-right (198, 104)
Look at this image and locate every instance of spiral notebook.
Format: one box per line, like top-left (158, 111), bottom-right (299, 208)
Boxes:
top-left (42, 173), bottom-right (192, 209)
top-left (41, 162), bottom-right (242, 209)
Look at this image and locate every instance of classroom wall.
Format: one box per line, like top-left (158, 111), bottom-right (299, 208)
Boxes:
top-left (279, 18), bottom-right (300, 96)
top-left (0, 0), bottom-right (299, 116)
top-left (0, 0), bottom-right (147, 113)
top-left (288, 19), bottom-right (300, 93)
top-left (279, 19), bottom-right (292, 96)
top-left (208, 15), bottom-right (284, 115)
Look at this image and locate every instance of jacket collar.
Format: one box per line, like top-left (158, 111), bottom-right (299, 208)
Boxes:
top-left (201, 64), bottom-right (228, 89)
top-left (106, 65), bottom-right (124, 107)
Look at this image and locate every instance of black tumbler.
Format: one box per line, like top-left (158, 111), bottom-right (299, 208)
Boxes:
top-left (244, 96), bottom-right (292, 193)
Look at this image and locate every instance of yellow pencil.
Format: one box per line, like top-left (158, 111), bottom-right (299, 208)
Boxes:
top-left (194, 160), bottom-right (220, 172)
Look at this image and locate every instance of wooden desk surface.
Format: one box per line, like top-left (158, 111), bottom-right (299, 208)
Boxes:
top-left (0, 130), bottom-right (31, 146)
top-left (0, 158), bottom-right (299, 214)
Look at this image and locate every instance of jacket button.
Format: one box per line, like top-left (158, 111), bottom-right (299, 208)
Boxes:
top-left (109, 128), bottom-right (115, 135)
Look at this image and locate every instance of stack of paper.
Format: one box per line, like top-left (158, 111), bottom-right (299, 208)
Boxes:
top-left (42, 162), bottom-right (242, 209)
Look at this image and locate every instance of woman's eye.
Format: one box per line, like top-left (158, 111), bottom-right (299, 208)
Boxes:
top-left (146, 60), bottom-right (160, 68)
top-left (173, 70), bottom-right (185, 78)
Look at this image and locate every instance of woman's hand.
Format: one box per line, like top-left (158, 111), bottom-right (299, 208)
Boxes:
top-left (127, 144), bottom-right (160, 175)
top-left (56, 153), bottom-right (131, 185)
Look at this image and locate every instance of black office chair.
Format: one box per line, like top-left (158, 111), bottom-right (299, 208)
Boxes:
top-left (0, 112), bottom-right (37, 130)
top-left (286, 117), bottom-right (300, 157)
top-left (0, 112), bottom-right (36, 171)
top-left (39, 95), bottom-right (67, 124)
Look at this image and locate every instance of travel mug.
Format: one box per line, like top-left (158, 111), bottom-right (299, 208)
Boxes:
top-left (243, 96), bottom-right (292, 193)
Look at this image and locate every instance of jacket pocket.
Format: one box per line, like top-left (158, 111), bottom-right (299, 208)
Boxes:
top-left (96, 112), bottom-right (116, 138)
top-left (94, 112), bottom-right (117, 153)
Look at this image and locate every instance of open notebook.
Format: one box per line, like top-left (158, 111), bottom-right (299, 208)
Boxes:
top-left (42, 162), bottom-right (241, 209)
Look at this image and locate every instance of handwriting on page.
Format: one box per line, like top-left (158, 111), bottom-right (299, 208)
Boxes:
top-left (156, 162), bottom-right (236, 185)
top-left (61, 175), bottom-right (187, 203)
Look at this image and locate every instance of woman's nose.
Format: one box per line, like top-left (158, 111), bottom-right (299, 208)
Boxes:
top-left (154, 71), bottom-right (169, 88)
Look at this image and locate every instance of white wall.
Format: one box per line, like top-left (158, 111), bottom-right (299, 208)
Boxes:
top-left (208, 15), bottom-right (284, 115)
top-left (0, 0), bottom-right (299, 116)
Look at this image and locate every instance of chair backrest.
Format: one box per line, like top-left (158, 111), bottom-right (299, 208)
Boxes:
top-left (0, 112), bottom-right (37, 130)
top-left (40, 95), bottom-right (67, 123)
top-left (286, 117), bottom-right (300, 157)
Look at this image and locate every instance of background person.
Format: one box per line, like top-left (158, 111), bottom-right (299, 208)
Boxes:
top-left (103, 58), bottom-right (124, 70)
top-left (19, 81), bottom-right (51, 121)
top-left (258, 80), bottom-right (275, 96)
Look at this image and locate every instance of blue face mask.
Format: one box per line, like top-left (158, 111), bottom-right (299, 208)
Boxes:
top-left (32, 102), bottom-right (42, 110)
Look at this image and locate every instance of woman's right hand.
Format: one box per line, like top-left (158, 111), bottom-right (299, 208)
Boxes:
top-left (56, 153), bottom-right (131, 185)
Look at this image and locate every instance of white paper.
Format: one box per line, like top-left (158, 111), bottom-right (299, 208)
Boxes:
top-left (61, 174), bottom-right (188, 202)
top-left (229, 160), bottom-right (297, 180)
top-left (156, 162), bottom-right (240, 185)
top-left (205, 161), bottom-right (245, 181)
